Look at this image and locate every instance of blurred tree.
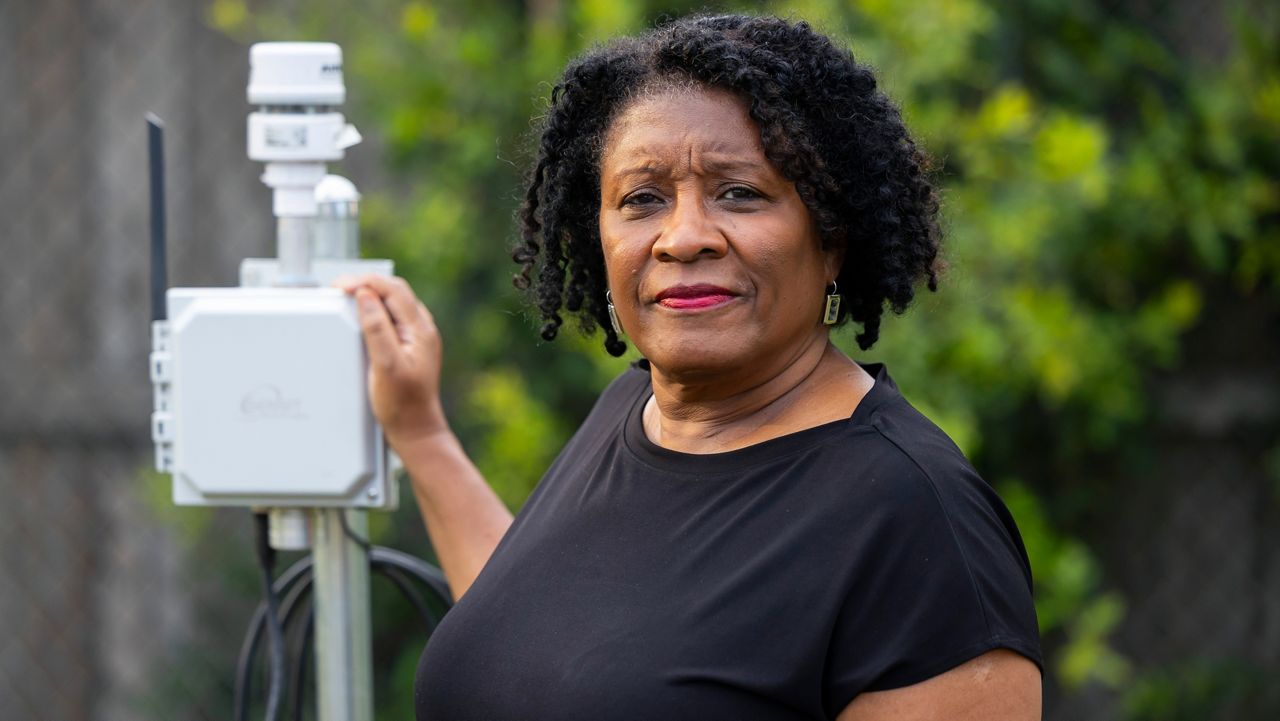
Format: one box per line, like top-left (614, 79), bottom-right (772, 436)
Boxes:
top-left (198, 0), bottom-right (1279, 717)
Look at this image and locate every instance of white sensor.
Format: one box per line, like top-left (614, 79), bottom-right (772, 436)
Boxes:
top-left (248, 42), bottom-right (345, 106)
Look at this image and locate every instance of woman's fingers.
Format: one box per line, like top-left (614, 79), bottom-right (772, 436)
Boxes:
top-left (336, 274), bottom-right (439, 354)
top-left (336, 274), bottom-right (422, 332)
top-left (335, 274), bottom-right (448, 447)
top-left (354, 287), bottom-right (399, 373)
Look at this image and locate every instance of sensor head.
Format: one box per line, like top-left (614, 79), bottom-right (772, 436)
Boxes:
top-left (248, 42), bottom-right (345, 107)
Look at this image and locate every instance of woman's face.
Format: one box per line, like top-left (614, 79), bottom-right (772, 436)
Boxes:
top-left (598, 86), bottom-right (839, 381)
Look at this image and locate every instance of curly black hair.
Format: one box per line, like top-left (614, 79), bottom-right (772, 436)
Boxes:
top-left (512, 14), bottom-right (941, 357)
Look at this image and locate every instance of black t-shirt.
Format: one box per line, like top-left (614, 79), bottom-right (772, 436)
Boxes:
top-left (415, 363), bottom-right (1042, 720)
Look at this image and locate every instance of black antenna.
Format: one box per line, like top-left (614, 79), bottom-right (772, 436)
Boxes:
top-left (146, 113), bottom-right (169, 322)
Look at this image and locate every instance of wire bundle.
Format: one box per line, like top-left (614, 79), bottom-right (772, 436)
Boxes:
top-left (237, 514), bottom-right (452, 721)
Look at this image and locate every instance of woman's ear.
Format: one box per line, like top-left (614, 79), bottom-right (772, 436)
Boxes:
top-left (824, 245), bottom-right (846, 285)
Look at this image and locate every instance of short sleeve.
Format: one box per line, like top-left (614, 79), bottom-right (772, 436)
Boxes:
top-left (821, 450), bottom-right (1043, 717)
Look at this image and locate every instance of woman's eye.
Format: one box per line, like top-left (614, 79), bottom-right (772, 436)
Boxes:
top-left (622, 192), bottom-right (662, 207)
top-left (722, 186), bottom-right (761, 201)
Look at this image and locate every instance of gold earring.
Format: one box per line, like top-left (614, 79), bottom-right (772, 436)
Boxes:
top-left (606, 290), bottom-right (624, 336)
top-left (822, 282), bottom-right (841, 326)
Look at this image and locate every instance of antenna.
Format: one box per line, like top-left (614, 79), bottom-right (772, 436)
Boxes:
top-left (146, 113), bottom-right (169, 322)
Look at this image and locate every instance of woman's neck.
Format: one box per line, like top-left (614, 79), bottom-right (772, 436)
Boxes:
top-left (643, 337), bottom-right (873, 454)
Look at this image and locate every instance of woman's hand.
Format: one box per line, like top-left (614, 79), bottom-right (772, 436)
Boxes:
top-left (334, 274), bottom-right (447, 448)
top-left (335, 273), bottom-right (513, 599)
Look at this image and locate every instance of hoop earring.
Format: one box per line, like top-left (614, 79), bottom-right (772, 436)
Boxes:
top-left (606, 290), bottom-right (624, 336)
top-left (822, 282), bottom-right (841, 326)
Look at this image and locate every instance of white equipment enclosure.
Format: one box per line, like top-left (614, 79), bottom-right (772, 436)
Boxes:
top-left (155, 287), bottom-right (394, 508)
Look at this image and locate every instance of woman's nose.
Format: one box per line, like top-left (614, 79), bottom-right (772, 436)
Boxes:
top-left (651, 195), bottom-right (728, 262)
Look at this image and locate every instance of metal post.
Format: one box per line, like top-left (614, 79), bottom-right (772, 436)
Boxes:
top-left (276, 216), bottom-right (315, 286)
top-left (307, 177), bottom-right (371, 721)
top-left (311, 508), bottom-right (374, 721)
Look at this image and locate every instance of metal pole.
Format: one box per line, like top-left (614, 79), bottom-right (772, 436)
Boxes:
top-left (311, 508), bottom-right (374, 721)
top-left (276, 216), bottom-right (314, 285)
top-left (306, 179), bottom-right (371, 721)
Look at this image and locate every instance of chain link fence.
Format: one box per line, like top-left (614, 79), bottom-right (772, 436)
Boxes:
top-left (1, 0), bottom-right (1276, 719)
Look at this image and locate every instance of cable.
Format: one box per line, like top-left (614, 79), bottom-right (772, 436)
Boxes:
top-left (235, 539), bottom-right (452, 720)
top-left (370, 546), bottom-right (453, 606)
top-left (375, 564), bottom-right (437, 635)
top-left (279, 573), bottom-right (317, 648)
top-left (288, 599), bottom-right (313, 721)
top-left (253, 513), bottom-right (287, 721)
top-left (279, 574), bottom-right (316, 721)
top-left (338, 510), bottom-right (372, 552)
top-left (235, 556), bottom-right (313, 721)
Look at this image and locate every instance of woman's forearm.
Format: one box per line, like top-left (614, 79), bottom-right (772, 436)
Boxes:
top-left (396, 429), bottom-right (514, 601)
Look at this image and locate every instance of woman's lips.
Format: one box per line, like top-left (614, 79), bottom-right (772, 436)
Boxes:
top-left (654, 284), bottom-right (737, 310)
top-left (660, 294), bottom-right (734, 309)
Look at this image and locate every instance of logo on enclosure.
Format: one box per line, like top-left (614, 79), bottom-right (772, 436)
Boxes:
top-left (240, 385), bottom-right (306, 421)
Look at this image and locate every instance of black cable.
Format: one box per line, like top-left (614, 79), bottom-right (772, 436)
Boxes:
top-left (370, 547), bottom-right (453, 607)
top-left (338, 510), bottom-right (372, 552)
top-left (278, 572), bottom-right (316, 721)
top-left (339, 515), bottom-right (452, 621)
top-left (288, 598), bottom-right (314, 721)
top-left (236, 541), bottom-right (453, 720)
top-left (253, 513), bottom-right (287, 721)
top-left (235, 556), bottom-right (314, 721)
top-left (374, 564), bottom-right (438, 635)
top-left (279, 573), bottom-right (316, 646)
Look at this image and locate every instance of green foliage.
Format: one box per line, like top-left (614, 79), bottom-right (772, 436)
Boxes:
top-left (197, 0), bottom-right (1279, 716)
top-left (1001, 480), bottom-right (1130, 689)
top-left (139, 466), bottom-right (217, 541)
top-left (464, 368), bottom-right (568, 510)
top-left (1122, 658), bottom-right (1280, 721)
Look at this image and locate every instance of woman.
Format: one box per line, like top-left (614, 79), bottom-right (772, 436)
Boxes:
top-left (339, 14), bottom-right (1043, 721)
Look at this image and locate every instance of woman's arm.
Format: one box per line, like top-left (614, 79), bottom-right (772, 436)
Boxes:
top-left (336, 274), bottom-right (513, 600)
top-left (837, 650), bottom-right (1041, 721)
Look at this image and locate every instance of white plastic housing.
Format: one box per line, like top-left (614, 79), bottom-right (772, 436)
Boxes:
top-left (163, 287), bottom-right (394, 508)
top-left (248, 42), bottom-right (345, 106)
top-left (248, 114), bottom-right (359, 164)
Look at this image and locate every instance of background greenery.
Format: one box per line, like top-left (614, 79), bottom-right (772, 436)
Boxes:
top-left (196, 0), bottom-right (1279, 717)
